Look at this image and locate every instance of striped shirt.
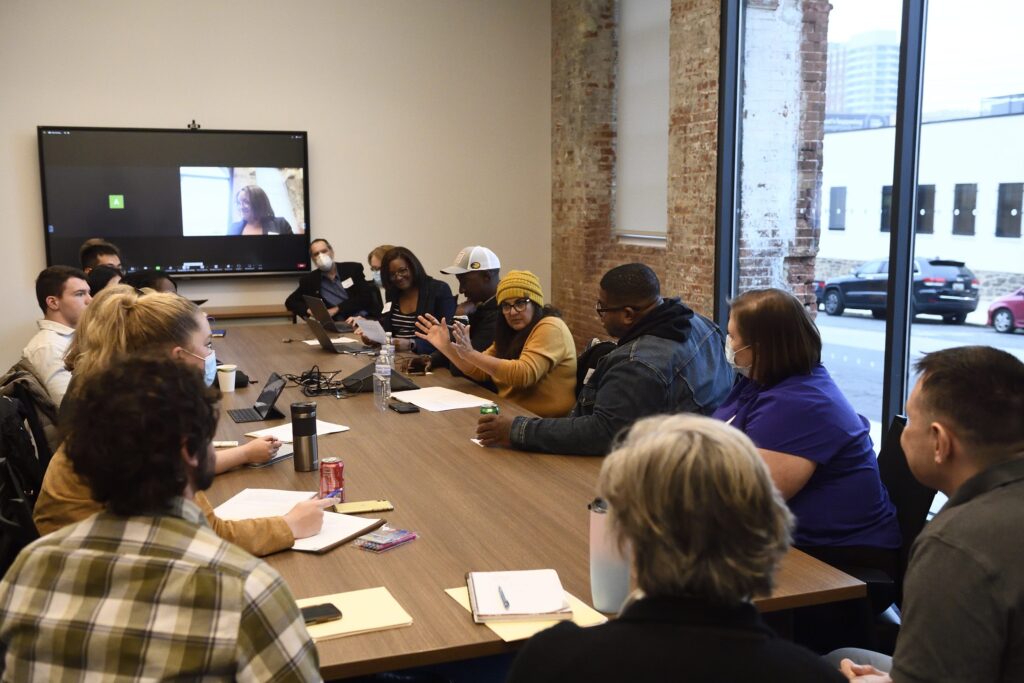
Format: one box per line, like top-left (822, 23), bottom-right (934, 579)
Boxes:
top-left (389, 310), bottom-right (417, 340)
top-left (0, 498), bottom-right (321, 682)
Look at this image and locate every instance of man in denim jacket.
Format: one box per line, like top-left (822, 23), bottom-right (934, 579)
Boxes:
top-left (477, 264), bottom-right (734, 455)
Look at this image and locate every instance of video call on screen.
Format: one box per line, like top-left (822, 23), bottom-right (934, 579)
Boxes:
top-left (40, 127), bottom-right (312, 276)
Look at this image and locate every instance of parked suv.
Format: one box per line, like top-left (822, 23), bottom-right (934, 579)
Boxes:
top-left (822, 257), bottom-right (979, 324)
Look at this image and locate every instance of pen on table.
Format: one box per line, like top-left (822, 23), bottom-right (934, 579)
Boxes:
top-left (498, 585), bottom-right (510, 610)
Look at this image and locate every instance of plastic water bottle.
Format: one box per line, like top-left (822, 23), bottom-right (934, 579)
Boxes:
top-left (373, 346), bottom-right (391, 411)
top-left (384, 333), bottom-right (396, 369)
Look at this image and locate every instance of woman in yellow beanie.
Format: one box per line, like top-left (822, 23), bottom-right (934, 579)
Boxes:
top-left (416, 270), bottom-right (577, 418)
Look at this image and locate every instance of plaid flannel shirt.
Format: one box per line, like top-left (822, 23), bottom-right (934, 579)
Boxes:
top-left (0, 498), bottom-right (321, 682)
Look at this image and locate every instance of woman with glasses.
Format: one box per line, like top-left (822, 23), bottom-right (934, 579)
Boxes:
top-left (366, 246), bottom-right (456, 354)
top-left (416, 270), bottom-right (577, 417)
top-left (33, 285), bottom-right (334, 557)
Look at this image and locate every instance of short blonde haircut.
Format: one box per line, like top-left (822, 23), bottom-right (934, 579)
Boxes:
top-left (367, 244), bottom-right (395, 267)
top-left (66, 284), bottom-right (201, 382)
top-left (599, 414), bottom-right (794, 603)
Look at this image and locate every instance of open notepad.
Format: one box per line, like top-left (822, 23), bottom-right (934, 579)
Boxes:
top-left (466, 569), bottom-right (572, 623)
top-left (213, 489), bottom-right (384, 553)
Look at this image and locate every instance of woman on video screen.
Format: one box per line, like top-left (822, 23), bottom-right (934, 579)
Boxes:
top-left (229, 185), bottom-right (293, 236)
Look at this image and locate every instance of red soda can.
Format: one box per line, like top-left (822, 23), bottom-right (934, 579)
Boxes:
top-left (319, 457), bottom-right (345, 502)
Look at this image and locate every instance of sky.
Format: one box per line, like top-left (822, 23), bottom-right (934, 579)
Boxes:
top-left (829, 0), bottom-right (1024, 114)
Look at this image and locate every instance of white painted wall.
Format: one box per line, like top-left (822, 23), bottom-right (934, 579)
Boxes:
top-left (0, 0), bottom-right (551, 369)
top-left (739, 0), bottom-right (803, 287)
top-left (820, 114), bottom-right (1024, 272)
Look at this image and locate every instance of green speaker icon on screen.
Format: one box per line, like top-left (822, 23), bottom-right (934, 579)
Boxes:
top-left (109, 194), bottom-right (125, 209)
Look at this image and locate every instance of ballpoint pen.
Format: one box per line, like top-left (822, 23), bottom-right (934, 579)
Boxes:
top-left (498, 585), bottom-right (510, 610)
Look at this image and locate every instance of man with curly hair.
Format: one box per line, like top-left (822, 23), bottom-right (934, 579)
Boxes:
top-left (0, 356), bottom-right (320, 681)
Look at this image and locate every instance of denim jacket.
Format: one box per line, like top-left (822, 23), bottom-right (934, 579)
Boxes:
top-left (510, 305), bottom-right (734, 455)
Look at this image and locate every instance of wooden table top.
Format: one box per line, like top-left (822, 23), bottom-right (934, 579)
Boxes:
top-left (201, 304), bottom-right (293, 320)
top-left (206, 324), bottom-right (865, 680)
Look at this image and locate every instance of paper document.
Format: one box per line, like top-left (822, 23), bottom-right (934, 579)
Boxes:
top-left (296, 587), bottom-right (412, 641)
top-left (303, 337), bottom-right (357, 346)
top-left (214, 488), bottom-right (384, 553)
top-left (393, 387), bottom-right (494, 412)
top-left (244, 419), bottom-right (349, 443)
top-left (445, 587), bottom-right (606, 642)
top-left (354, 317), bottom-right (387, 345)
top-left (245, 443), bottom-right (294, 468)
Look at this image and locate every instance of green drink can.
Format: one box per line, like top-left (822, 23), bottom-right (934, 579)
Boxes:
top-left (480, 403), bottom-right (500, 415)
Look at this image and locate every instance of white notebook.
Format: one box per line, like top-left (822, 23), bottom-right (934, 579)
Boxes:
top-left (214, 488), bottom-right (384, 553)
top-left (466, 569), bottom-right (573, 623)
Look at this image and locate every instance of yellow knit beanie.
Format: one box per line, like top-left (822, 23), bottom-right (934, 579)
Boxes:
top-left (496, 270), bottom-right (545, 307)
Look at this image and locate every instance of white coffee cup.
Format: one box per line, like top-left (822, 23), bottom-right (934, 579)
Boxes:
top-left (217, 364), bottom-right (237, 393)
top-left (589, 498), bottom-right (631, 613)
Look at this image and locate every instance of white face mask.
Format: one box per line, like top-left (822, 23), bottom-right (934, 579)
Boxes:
top-left (372, 269), bottom-right (383, 287)
top-left (724, 334), bottom-right (752, 377)
top-left (314, 254), bottom-right (334, 272)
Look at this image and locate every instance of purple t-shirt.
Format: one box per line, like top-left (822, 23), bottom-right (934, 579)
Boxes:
top-left (712, 365), bottom-right (900, 549)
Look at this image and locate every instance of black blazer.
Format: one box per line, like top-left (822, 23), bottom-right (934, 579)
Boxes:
top-left (507, 596), bottom-right (846, 683)
top-left (382, 277), bottom-right (456, 354)
top-left (284, 262), bottom-right (382, 321)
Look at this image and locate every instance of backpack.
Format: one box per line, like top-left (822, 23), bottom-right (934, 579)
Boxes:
top-left (0, 395), bottom-right (43, 575)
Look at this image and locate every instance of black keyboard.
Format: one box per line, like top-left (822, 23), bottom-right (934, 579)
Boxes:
top-left (227, 407), bottom-right (264, 423)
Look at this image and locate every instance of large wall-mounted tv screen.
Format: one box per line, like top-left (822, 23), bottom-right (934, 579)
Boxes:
top-left (38, 126), bottom-right (311, 277)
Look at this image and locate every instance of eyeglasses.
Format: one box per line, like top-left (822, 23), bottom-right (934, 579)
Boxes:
top-left (594, 302), bottom-right (629, 317)
top-left (500, 299), bottom-right (532, 313)
top-left (390, 267), bottom-right (411, 278)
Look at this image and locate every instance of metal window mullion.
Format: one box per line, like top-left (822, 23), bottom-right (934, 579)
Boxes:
top-left (882, 0), bottom-right (929, 428)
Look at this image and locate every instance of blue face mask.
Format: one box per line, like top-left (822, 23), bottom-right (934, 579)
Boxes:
top-left (186, 347), bottom-right (218, 387)
top-left (372, 269), bottom-right (383, 287)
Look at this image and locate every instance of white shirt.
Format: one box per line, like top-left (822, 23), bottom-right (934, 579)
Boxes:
top-left (22, 319), bottom-right (74, 405)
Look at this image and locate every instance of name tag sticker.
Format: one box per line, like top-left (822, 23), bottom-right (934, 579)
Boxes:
top-left (583, 368), bottom-right (596, 385)
top-left (382, 301), bottom-right (392, 313)
top-left (341, 278), bottom-right (354, 289)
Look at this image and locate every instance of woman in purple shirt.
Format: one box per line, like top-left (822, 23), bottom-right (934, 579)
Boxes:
top-left (712, 288), bottom-right (900, 578)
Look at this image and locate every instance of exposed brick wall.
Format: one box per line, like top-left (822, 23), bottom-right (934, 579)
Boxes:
top-left (550, 0), bottom-right (721, 350)
top-left (736, 0), bottom-right (830, 310)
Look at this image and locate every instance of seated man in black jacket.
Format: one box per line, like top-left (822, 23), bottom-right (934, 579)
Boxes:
top-left (431, 246), bottom-right (501, 379)
top-left (285, 239), bottom-right (382, 321)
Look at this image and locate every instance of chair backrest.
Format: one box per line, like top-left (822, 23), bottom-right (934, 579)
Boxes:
top-left (575, 339), bottom-right (616, 398)
top-left (0, 396), bottom-right (43, 574)
top-left (877, 414), bottom-right (937, 593)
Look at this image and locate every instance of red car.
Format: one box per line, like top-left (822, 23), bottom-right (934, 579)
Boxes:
top-left (988, 287), bottom-right (1024, 333)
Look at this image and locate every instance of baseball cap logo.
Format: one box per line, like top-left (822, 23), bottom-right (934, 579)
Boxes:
top-left (470, 262), bottom-right (481, 269)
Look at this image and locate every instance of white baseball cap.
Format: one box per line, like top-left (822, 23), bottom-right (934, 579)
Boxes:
top-left (440, 246), bottom-right (501, 275)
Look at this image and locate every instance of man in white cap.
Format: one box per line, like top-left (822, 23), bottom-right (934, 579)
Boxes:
top-left (436, 246), bottom-right (502, 376)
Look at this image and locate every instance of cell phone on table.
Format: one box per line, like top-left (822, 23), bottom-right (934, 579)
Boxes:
top-left (301, 603), bottom-right (343, 625)
top-left (389, 400), bottom-right (420, 414)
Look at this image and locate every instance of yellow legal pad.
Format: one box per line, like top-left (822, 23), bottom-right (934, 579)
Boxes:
top-left (445, 587), bottom-right (607, 642)
top-left (296, 587), bottom-right (413, 642)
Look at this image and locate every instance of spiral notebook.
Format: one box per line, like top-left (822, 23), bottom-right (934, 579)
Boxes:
top-left (466, 569), bottom-right (573, 623)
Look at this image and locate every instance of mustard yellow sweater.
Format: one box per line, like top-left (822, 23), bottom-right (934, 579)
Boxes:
top-left (34, 445), bottom-right (294, 557)
top-left (462, 316), bottom-right (577, 418)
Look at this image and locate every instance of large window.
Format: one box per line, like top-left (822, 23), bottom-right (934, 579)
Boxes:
top-left (721, 0), bottom-right (1024, 453)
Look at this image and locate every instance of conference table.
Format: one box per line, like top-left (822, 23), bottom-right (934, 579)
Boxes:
top-left (206, 324), bottom-right (865, 680)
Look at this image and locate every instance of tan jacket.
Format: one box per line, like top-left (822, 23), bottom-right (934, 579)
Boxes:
top-left (34, 445), bottom-right (294, 557)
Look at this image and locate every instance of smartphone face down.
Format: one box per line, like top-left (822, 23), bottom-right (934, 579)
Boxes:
top-left (388, 400), bottom-right (420, 414)
top-left (301, 603), bottom-right (343, 625)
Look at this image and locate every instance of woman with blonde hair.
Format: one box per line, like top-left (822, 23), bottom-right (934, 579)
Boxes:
top-left (508, 415), bottom-right (844, 682)
top-left (36, 285), bottom-right (333, 557)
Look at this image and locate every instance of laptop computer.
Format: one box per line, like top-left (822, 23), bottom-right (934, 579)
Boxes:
top-left (303, 295), bottom-right (354, 333)
top-left (227, 372), bottom-right (287, 423)
top-left (341, 362), bottom-right (420, 393)
top-left (304, 316), bottom-right (375, 355)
